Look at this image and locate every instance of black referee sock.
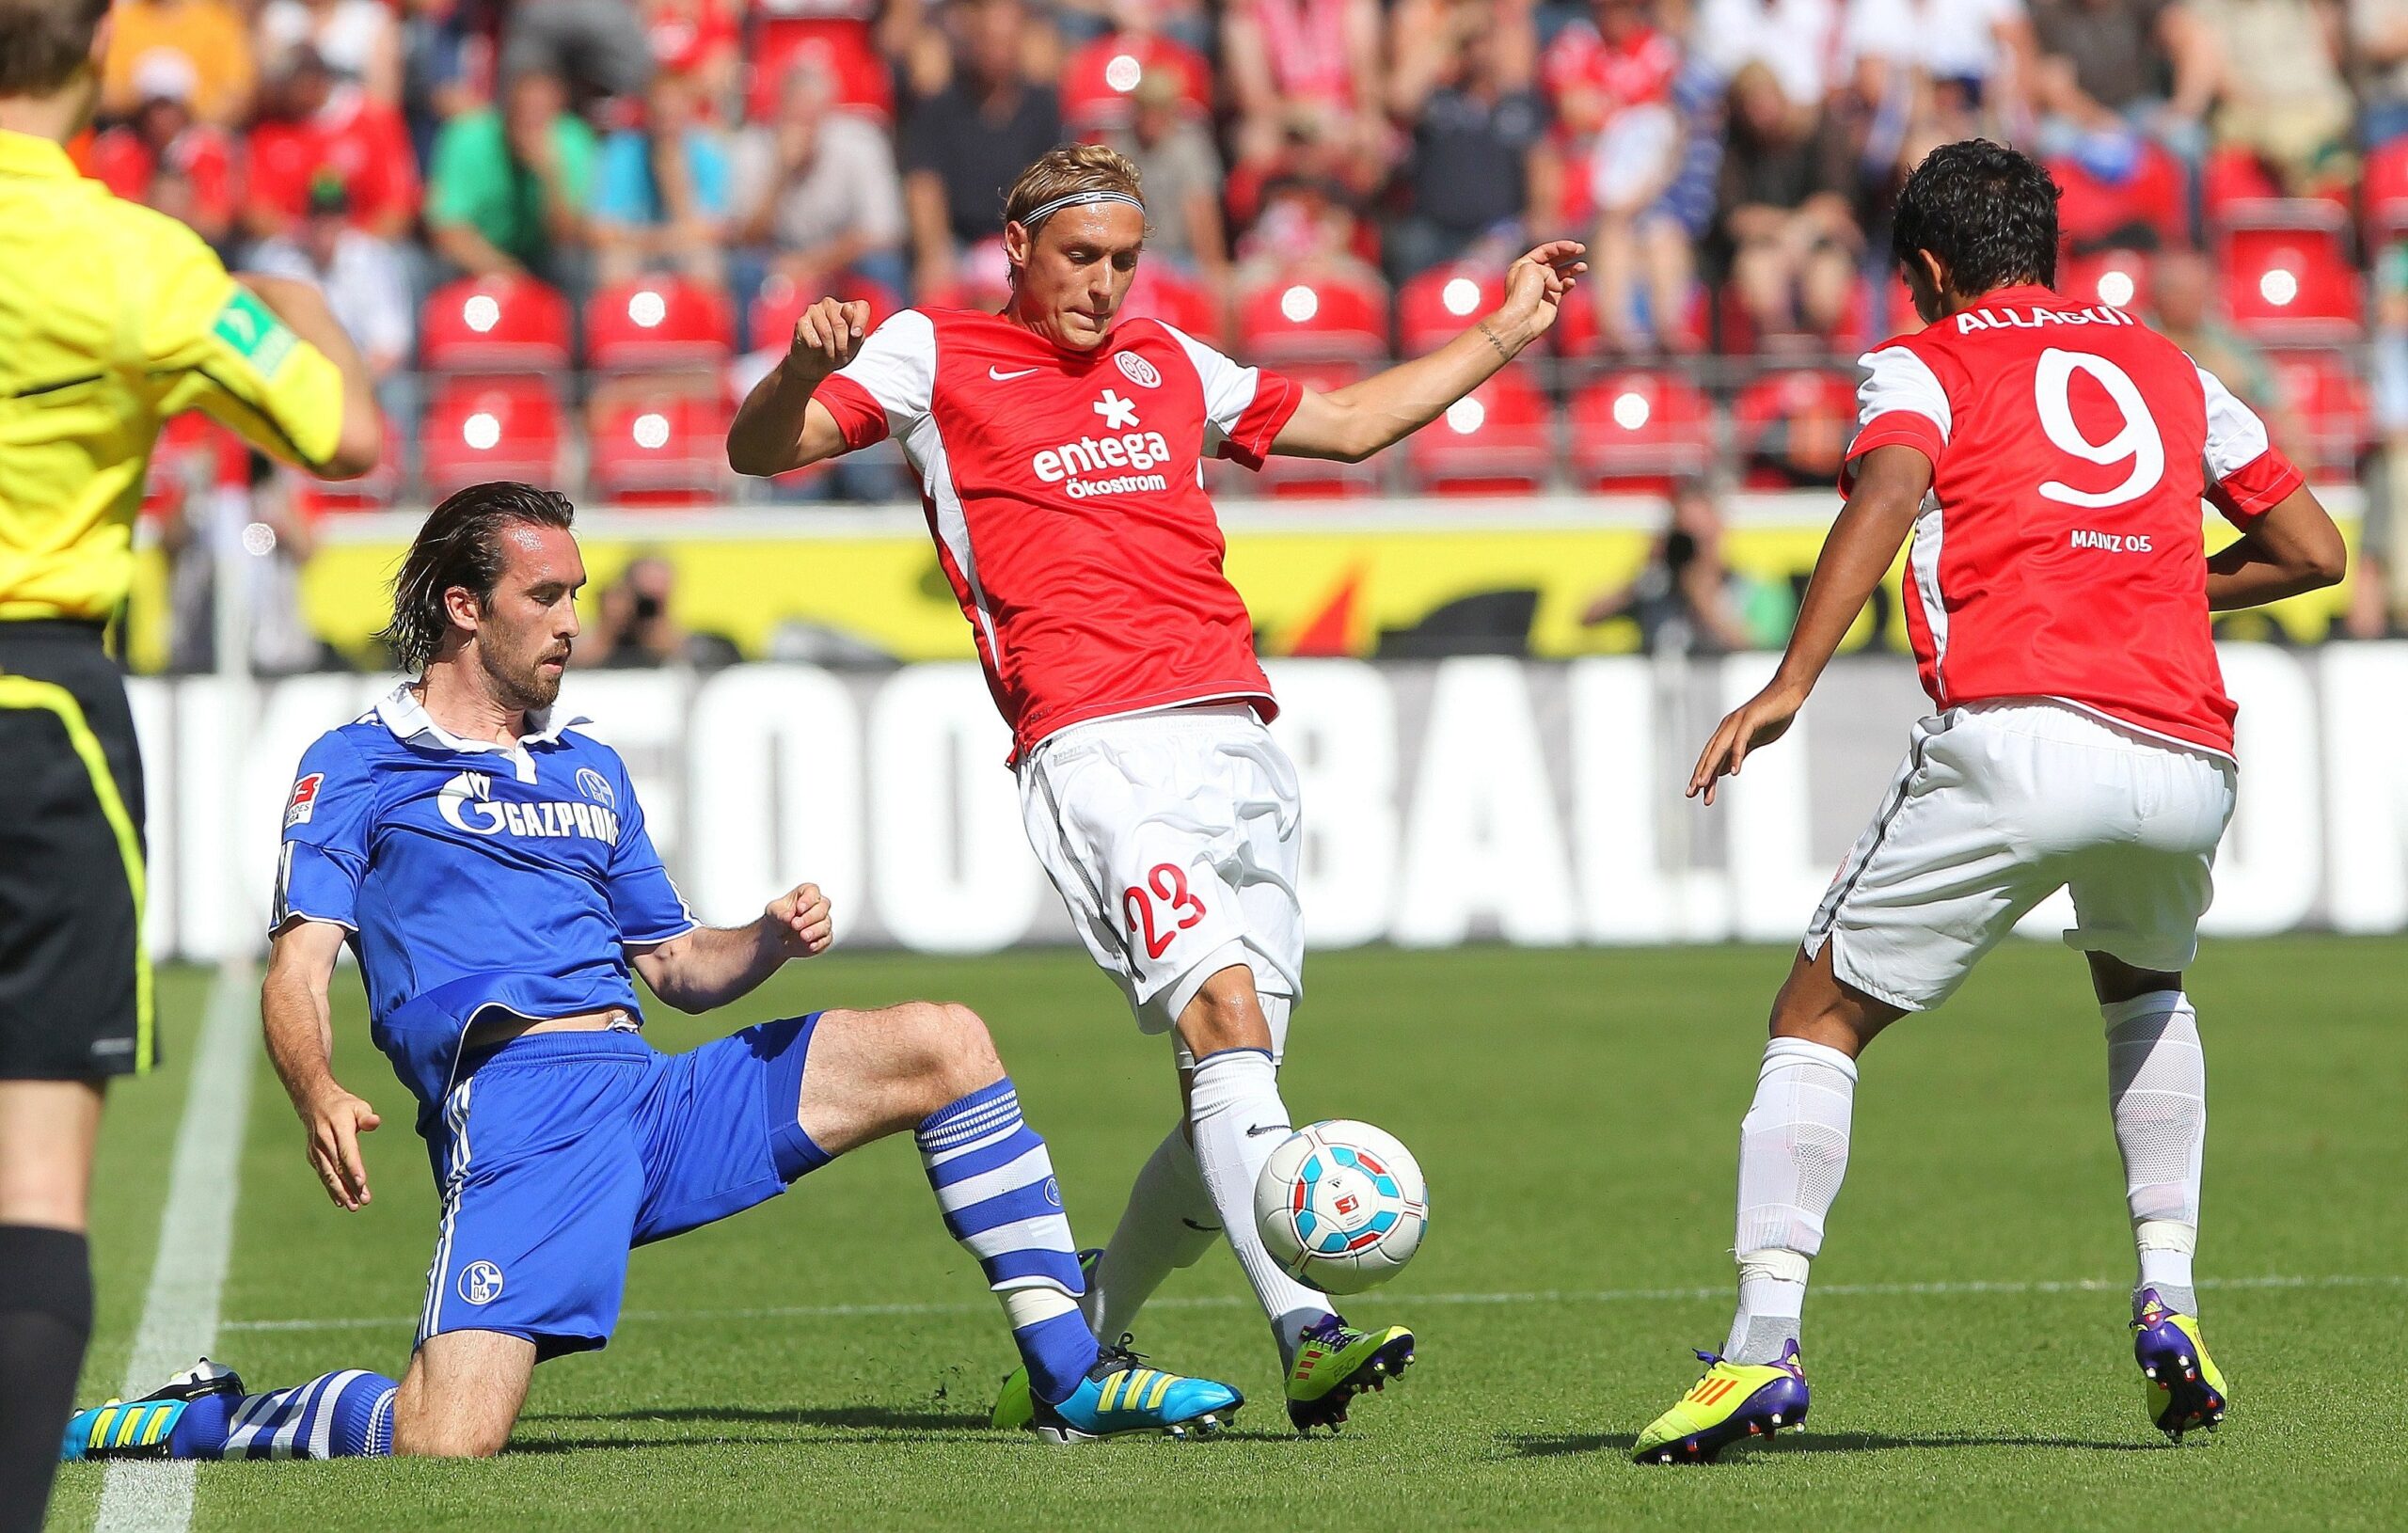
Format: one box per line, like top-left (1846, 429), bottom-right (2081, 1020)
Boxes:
top-left (0, 1225), bottom-right (92, 1533)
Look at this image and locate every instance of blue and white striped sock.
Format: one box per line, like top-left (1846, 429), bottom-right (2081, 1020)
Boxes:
top-left (918, 1079), bottom-right (1100, 1405)
top-left (169, 1369), bottom-right (397, 1460)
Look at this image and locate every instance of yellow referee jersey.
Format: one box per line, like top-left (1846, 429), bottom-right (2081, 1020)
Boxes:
top-left (0, 128), bottom-right (347, 624)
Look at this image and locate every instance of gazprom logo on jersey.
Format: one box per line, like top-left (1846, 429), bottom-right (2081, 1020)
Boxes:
top-left (436, 770), bottom-right (622, 843)
top-left (1031, 432), bottom-right (1176, 498)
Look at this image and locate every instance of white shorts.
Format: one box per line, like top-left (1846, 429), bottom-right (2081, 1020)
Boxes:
top-left (1018, 705), bottom-right (1304, 1050)
top-left (1804, 700), bottom-right (2238, 1012)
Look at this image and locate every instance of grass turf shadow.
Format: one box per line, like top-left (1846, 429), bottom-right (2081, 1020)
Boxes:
top-left (523, 1405), bottom-right (985, 1431)
top-left (1502, 1430), bottom-right (2159, 1460)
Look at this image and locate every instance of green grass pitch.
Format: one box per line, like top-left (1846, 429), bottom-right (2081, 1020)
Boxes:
top-left (49, 938), bottom-right (2408, 1530)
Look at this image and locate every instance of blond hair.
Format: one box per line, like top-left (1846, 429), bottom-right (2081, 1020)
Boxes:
top-left (1003, 144), bottom-right (1146, 230)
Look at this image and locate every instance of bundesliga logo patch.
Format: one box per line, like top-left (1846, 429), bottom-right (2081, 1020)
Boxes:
top-left (284, 772), bottom-right (324, 829)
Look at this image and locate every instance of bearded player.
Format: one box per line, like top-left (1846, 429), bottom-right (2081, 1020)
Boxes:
top-left (1632, 141), bottom-right (2346, 1463)
top-left (729, 144), bottom-right (1584, 1432)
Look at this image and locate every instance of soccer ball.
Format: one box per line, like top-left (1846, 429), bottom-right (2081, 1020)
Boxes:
top-left (1253, 1120), bottom-right (1428, 1295)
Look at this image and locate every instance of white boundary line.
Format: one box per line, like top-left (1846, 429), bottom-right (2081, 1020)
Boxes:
top-left (218, 1272), bottom-right (2405, 1336)
top-left (93, 963), bottom-right (257, 1533)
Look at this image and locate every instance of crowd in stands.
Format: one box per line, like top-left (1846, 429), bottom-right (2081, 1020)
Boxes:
top-left (85, 0), bottom-right (2408, 640)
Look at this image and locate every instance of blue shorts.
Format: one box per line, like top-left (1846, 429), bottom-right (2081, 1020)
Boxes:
top-left (416, 1016), bottom-right (824, 1359)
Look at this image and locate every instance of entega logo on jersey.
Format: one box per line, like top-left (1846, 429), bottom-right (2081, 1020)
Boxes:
top-left (436, 770), bottom-right (622, 842)
top-left (1031, 431), bottom-right (1177, 497)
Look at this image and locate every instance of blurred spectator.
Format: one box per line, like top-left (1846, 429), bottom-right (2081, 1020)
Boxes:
top-left (732, 62), bottom-right (909, 303)
top-left (257, 0), bottom-right (404, 105)
top-left (1232, 174), bottom-right (1385, 292)
top-left (583, 557), bottom-right (743, 668)
top-left (902, 0), bottom-right (1063, 296)
top-left (1061, 0), bottom-right (1214, 135)
top-left (643, 0), bottom-right (739, 108)
top-left (2357, 0), bottom-right (2408, 148)
top-left (1840, 0), bottom-right (2036, 140)
top-left (400, 0), bottom-right (494, 169)
top-left (2190, 0), bottom-right (2353, 196)
top-left (1223, 0), bottom-right (1389, 183)
top-left (1385, 0), bottom-right (1544, 283)
top-left (243, 47), bottom-right (421, 245)
top-left (89, 55), bottom-right (241, 250)
top-left (1690, 0), bottom-right (1840, 111)
top-left (2029, 0), bottom-right (2212, 164)
top-left (1053, 0), bottom-right (1215, 53)
top-left (1102, 72), bottom-right (1229, 287)
top-left (1715, 62), bottom-right (1861, 349)
top-left (594, 67), bottom-right (736, 284)
top-left (103, 0), bottom-right (257, 127)
top-left (501, 0), bottom-right (656, 108)
top-left (1579, 482), bottom-right (1789, 652)
top-left (249, 176), bottom-right (417, 429)
top-left (1542, 0), bottom-right (1698, 353)
top-left (2151, 247), bottom-right (2297, 438)
top-left (426, 65), bottom-right (597, 284)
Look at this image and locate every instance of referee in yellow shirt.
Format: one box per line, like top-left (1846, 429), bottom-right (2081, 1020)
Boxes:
top-left (0, 4), bottom-right (380, 1525)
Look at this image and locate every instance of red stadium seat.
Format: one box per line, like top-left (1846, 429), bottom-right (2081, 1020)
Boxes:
top-left (1733, 368), bottom-right (1858, 489)
top-left (2366, 137), bottom-right (2408, 245)
top-left (1058, 31), bottom-right (1212, 134)
top-left (747, 15), bottom-right (893, 124)
top-left (2049, 142), bottom-right (2188, 253)
top-left (1565, 371), bottom-right (1713, 493)
top-left (1550, 282), bottom-right (1710, 363)
top-left (419, 276), bottom-right (572, 376)
top-left (1233, 271), bottom-right (1390, 364)
top-left (1396, 265), bottom-right (1505, 356)
top-left (2058, 247), bottom-right (2153, 313)
top-left (1404, 366), bottom-right (1555, 495)
top-left (585, 277), bottom-right (736, 374)
top-left (589, 394), bottom-right (734, 506)
top-left (1117, 265), bottom-right (1224, 345)
top-left (420, 378), bottom-right (563, 498)
top-left (2268, 347), bottom-right (2372, 478)
top-left (2216, 204), bottom-right (2361, 340)
top-left (747, 271), bottom-right (903, 355)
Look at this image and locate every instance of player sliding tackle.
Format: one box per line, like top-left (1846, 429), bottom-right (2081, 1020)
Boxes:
top-left (1633, 142), bottom-right (2347, 1464)
top-left (62, 482), bottom-right (1243, 1463)
top-left (728, 144), bottom-right (1584, 1432)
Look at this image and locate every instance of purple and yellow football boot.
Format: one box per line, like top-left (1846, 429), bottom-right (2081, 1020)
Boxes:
top-left (2133, 1288), bottom-right (2229, 1442)
top-left (1632, 1340), bottom-right (1811, 1464)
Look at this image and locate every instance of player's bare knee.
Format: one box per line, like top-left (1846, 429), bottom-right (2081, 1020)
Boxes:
top-left (927, 1001), bottom-right (1004, 1099)
top-left (1177, 966), bottom-right (1268, 1057)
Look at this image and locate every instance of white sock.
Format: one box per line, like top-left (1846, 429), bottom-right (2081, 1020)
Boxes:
top-left (1726, 1037), bottom-right (1859, 1364)
top-left (1085, 1123), bottom-right (1222, 1341)
top-left (2104, 990), bottom-right (2206, 1318)
top-left (1187, 1047), bottom-right (1328, 1360)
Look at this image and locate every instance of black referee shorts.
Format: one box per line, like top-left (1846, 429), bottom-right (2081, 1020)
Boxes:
top-left (0, 621), bottom-right (151, 1080)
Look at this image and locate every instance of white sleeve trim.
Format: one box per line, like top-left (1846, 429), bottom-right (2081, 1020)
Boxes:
top-left (1161, 321), bottom-right (1263, 450)
top-left (2194, 360), bottom-right (2273, 482)
top-left (1855, 346), bottom-right (1952, 444)
top-left (832, 308), bottom-right (937, 437)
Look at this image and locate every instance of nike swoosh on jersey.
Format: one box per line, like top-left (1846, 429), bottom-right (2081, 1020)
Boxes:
top-left (989, 366), bottom-right (1040, 381)
top-left (1246, 1123), bottom-right (1288, 1137)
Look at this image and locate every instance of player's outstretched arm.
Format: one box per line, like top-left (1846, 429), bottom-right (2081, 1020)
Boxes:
top-left (261, 919), bottom-right (382, 1211)
top-left (2206, 484), bottom-right (2347, 610)
top-left (631, 882), bottom-right (835, 1014)
top-left (726, 298), bottom-right (873, 477)
top-left (1268, 241), bottom-right (1587, 463)
top-left (1689, 444), bottom-right (1932, 806)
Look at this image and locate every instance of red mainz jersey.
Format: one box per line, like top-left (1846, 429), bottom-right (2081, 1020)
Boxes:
top-left (815, 308), bottom-right (1302, 762)
top-left (1844, 283), bottom-right (2304, 756)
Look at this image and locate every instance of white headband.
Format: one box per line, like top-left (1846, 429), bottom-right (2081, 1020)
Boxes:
top-left (1017, 189), bottom-right (1145, 229)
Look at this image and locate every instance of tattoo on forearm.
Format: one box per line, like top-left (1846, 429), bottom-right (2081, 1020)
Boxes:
top-left (1475, 320), bottom-right (1513, 364)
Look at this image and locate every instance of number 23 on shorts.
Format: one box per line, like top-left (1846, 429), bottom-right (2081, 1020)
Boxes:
top-left (1123, 862), bottom-right (1207, 959)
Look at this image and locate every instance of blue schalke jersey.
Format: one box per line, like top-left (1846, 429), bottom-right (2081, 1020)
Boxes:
top-left (273, 685), bottom-right (696, 1121)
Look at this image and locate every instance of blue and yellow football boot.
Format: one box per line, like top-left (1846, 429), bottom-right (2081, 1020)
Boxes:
top-left (1632, 1340), bottom-right (1811, 1463)
top-left (1285, 1315), bottom-right (1417, 1433)
top-left (61, 1358), bottom-right (244, 1462)
top-left (2133, 1288), bottom-right (2229, 1442)
top-left (1030, 1341), bottom-right (1244, 1444)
